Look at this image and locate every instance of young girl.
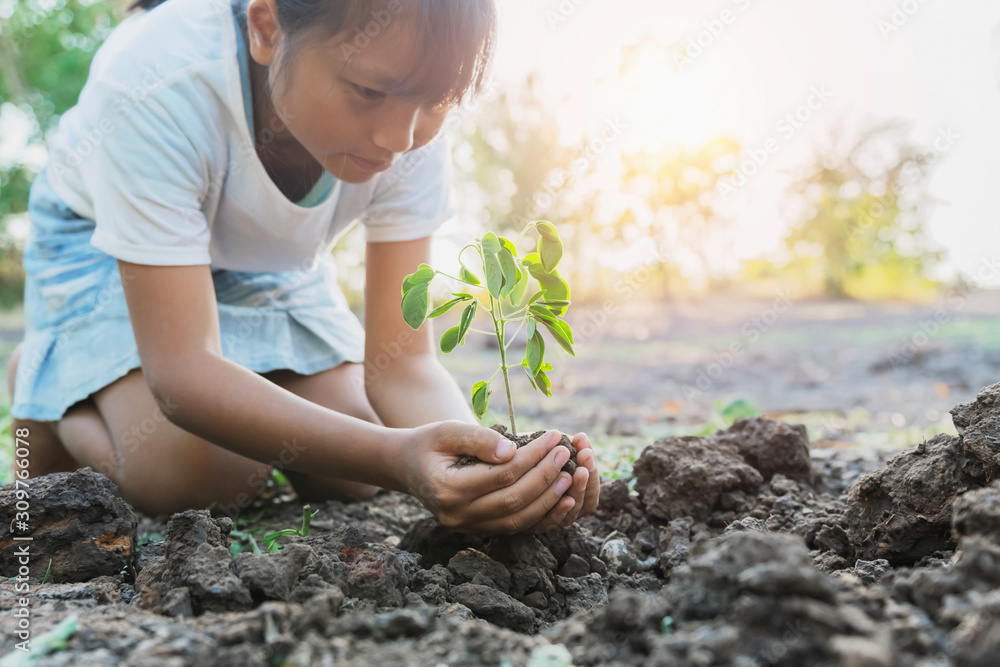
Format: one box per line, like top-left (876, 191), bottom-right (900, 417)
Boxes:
top-left (7, 0), bottom-right (600, 534)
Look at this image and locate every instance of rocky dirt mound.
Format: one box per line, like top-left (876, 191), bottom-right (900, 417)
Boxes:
top-left (3, 388), bottom-right (1000, 665)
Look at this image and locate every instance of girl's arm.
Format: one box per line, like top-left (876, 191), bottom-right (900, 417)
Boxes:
top-left (119, 259), bottom-right (403, 490)
top-left (119, 259), bottom-right (578, 533)
top-left (362, 236), bottom-right (478, 427)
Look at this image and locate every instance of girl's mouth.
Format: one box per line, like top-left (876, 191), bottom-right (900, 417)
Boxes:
top-left (349, 154), bottom-right (393, 173)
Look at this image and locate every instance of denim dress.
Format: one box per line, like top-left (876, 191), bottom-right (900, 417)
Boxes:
top-left (10, 166), bottom-right (367, 422)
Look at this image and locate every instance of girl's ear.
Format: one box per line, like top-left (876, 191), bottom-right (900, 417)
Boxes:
top-left (245, 0), bottom-right (283, 67)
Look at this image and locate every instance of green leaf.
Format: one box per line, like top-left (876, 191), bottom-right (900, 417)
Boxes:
top-left (537, 272), bottom-right (570, 299)
top-left (522, 253), bottom-right (558, 290)
top-left (401, 264), bottom-right (435, 295)
top-left (522, 252), bottom-right (541, 264)
top-left (498, 248), bottom-right (519, 299)
top-left (718, 397), bottom-right (761, 425)
top-left (526, 330), bottom-right (545, 374)
top-left (459, 264), bottom-right (481, 286)
top-left (534, 369), bottom-right (552, 397)
top-left (484, 253), bottom-right (504, 298)
top-left (440, 326), bottom-right (461, 353)
top-left (481, 232), bottom-right (501, 255)
top-left (535, 221), bottom-right (560, 240)
top-left (472, 380), bottom-right (490, 420)
top-left (538, 299), bottom-right (571, 309)
top-left (9, 612), bottom-right (78, 664)
top-left (530, 306), bottom-right (575, 356)
top-left (536, 222), bottom-right (563, 272)
top-left (520, 361), bottom-right (539, 391)
top-left (401, 283), bottom-right (430, 330)
top-left (536, 273), bottom-right (571, 315)
top-left (428, 296), bottom-right (470, 319)
top-left (510, 269), bottom-right (529, 305)
top-left (525, 260), bottom-right (554, 285)
top-left (527, 319), bottom-right (536, 338)
top-left (261, 528), bottom-right (299, 552)
top-left (528, 304), bottom-right (557, 322)
top-left (540, 319), bottom-right (576, 356)
top-left (499, 236), bottom-right (518, 257)
top-left (457, 302), bottom-right (477, 345)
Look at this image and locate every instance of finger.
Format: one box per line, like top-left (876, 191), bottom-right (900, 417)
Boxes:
top-left (576, 447), bottom-right (601, 516)
top-left (445, 430), bottom-right (564, 495)
top-left (436, 421), bottom-right (519, 465)
top-left (472, 470), bottom-right (575, 535)
top-left (462, 444), bottom-right (572, 525)
top-left (572, 432), bottom-right (593, 452)
top-left (528, 495), bottom-right (576, 534)
top-left (558, 466), bottom-right (589, 527)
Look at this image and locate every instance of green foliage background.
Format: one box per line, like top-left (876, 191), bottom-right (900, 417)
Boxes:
top-left (0, 0), bottom-right (121, 307)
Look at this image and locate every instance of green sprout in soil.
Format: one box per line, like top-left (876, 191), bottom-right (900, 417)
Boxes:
top-left (401, 221), bottom-right (575, 436)
top-left (259, 505), bottom-right (319, 553)
top-left (688, 396), bottom-right (762, 436)
top-left (0, 613), bottom-right (77, 667)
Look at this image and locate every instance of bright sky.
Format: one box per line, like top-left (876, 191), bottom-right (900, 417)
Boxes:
top-left (489, 0), bottom-right (1000, 285)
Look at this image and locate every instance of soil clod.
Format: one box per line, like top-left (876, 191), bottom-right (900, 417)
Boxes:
top-left (0, 467), bottom-right (136, 583)
top-left (453, 424), bottom-right (578, 475)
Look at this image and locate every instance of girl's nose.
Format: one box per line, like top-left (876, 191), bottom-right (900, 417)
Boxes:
top-left (372, 107), bottom-right (418, 155)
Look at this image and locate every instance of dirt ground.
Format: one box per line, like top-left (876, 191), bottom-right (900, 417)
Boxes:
top-left (441, 289), bottom-right (1000, 453)
top-left (1, 291), bottom-right (999, 665)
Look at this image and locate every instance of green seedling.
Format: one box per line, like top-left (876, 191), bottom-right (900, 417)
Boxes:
top-left (0, 613), bottom-right (77, 667)
top-left (401, 221), bottom-right (575, 436)
top-left (689, 396), bottom-right (762, 436)
top-left (260, 504), bottom-right (320, 553)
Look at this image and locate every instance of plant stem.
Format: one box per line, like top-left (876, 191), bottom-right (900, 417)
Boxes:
top-left (490, 294), bottom-right (517, 436)
top-left (504, 321), bottom-right (526, 351)
top-left (512, 222), bottom-right (536, 247)
top-left (434, 270), bottom-right (481, 287)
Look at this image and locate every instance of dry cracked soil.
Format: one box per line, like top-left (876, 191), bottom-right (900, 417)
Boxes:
top-left (3, 382), bottom-right (1000, 666)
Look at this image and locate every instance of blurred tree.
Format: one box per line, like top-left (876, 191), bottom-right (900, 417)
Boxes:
top-left (449, 74), bottom-right (577, 237)
top-left (0, 0), bottom-right (121, 217)
top-left (616, 137), bottom-right (741, 290)
top-left (782, 120), bottom-right (943, 298)
top-left (0, 0), bottom-right (121, 307)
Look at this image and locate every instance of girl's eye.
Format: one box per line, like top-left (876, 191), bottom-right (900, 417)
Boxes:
top-left (352, 83), bottom-right (385, 101)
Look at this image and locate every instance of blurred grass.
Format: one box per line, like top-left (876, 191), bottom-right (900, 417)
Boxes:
top-left (0, 321), bottom-right (22, 486)
top-left (0, 395), bottom-right (13, 486)
top-left (593, 316), bottom-right (1000, 363)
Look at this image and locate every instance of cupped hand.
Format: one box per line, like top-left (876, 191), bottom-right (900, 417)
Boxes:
top-left (399, 420), bottom-right (586, 535)
top-left (554, 432), bottom-right (601, 527)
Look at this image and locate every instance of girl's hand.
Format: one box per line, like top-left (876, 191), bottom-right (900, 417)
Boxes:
top-left (548, 432), bottom-right (601, 530)
top-left (399, 421), bottom-right (580, 535)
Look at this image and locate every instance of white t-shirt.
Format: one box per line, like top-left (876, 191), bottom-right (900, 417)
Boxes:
top-left (44, 0), bottom-right (454, 273)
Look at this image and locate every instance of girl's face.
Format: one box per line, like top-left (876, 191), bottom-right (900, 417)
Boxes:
top-left (246, 0), bottom-right (455, 184)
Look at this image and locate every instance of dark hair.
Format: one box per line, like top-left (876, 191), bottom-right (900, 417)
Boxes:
top-left (129, 0), bottom-right (497, 106)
